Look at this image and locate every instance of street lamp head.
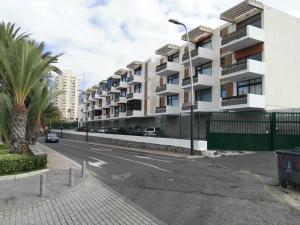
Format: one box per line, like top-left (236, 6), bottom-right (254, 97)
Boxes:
top-left (168, 18), bottom-right (185, 27)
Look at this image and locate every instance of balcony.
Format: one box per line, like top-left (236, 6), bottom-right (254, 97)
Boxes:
top-left (115, 96), bottom-right (127, 104)
top-left (106, 114), bottom-right (111, 119)
top-left (155, 62), bottom-right (182, 76)
top-left (94, 115), bottom-right (103, 120)
top-left (94, 93), bottom-right (101, 99)
top-left (126, 92), bottom-right (143, 100)
top-left (221, 59), bottom-right (265, 81)
top-left (182, 47), bottom-right (214, 66)
top-left (221, 94), bottom-right (265, 110)
top-left (127, 75), bottom-right (143, 84)
top-left (126, 110), bottom-right (143, 117)
top-left (114, 112), bottom-right (126, 118)
top-left (115, 81), bottom-right (127, 89)
top-left (108, 86), bottom-right (120, 94)
top-left (155, 105), bottom-right (179, 115)
top-left (155, 84), bottom-right (181, 96)
top-left (106, 100), bottom-right (112, 106)
top-left (221, 25), bottom-right (264, 52)
top-left (182, 101), bottom-right (214, 112)
top-left (99, 90), bottom-right (108, 97)
top-left (182, 75), bottom-right (213, 89)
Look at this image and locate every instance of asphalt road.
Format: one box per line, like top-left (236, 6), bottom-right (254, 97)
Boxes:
top-left (40, 138), bottom-right (300, 225)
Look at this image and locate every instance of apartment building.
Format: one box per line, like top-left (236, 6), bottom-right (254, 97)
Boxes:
top-left (79, 0), bottom-right (300, 129)
top-left (53, 71), bottom-right (79, 121)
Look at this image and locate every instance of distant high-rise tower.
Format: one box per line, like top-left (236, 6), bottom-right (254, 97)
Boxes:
top-left (53, 71), bottom-right (79, 121)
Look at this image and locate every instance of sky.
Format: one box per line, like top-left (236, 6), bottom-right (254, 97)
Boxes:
top-left (1, 0), bottom-right (300, 89)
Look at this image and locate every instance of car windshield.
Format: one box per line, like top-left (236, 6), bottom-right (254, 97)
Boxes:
top-left (48, 134), bottom-right (57, 138)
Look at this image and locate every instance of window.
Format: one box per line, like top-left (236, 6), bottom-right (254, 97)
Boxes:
top-left (120, 89), bottom-right (127, 97)
top-left (167, 94), bottom-right (179, 106)
top-left (134, 67), bottom-right (142, 75)
top-left (195, 88), bottom-right (212, 102)
top-left (168, 52), bottom-right (179, 63)
top-left (195, 63), bottom-right (212, 76)
top-left (167, 73), bottom-right (179, 85)
top-left (220, 85), bottom-right (227, 98)
top-left (220, 57), bottom-right (225, 68)
top-left (121, 74), bottom-right (127, 82)
top-left (196, 39), bottom-right (212, 49)
top-left (134, 84), bottom-right (141, 93)
top-left (237, 78), bottom-right (262, 96)
top-left (237, 52), bottom-right (262, 63)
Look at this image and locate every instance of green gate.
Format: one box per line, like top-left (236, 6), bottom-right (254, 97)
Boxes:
top-left (207, 112), bottom-right (300, 151)
top-left (274, 113), bottom-right (300, 149)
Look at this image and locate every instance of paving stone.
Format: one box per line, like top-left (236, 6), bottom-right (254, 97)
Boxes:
top-left (0, 177), bottom-right (165, 225)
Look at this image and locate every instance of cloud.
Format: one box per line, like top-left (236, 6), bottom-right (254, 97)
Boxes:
top-left (0, 0), bottom-right (299, 89)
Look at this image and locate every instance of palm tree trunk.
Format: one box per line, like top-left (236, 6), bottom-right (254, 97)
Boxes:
top-left (10, 106), bottom-right (28, 153)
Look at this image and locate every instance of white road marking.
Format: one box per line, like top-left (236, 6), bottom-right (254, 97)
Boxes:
top-left (135, 155), bottom-right (171, 163)
top-left (60, 142), bottom-right (172, 173)
top-left (88, 157), bottom-right (107, 168)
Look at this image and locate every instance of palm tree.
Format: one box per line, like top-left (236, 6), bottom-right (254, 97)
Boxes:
top-left (27, 80), bottom-right (62, 144)
top-left (0, 92), bottom-right (12, 144)
top-left (0, 22), bottom-right (61, 153)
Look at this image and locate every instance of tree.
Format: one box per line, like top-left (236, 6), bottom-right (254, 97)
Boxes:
top-left (27, 80), bottom-right (62, 144)
top-left (0, 92), bottom-right (12, 144)
top-left (0, 22), bottom-right (61, 153)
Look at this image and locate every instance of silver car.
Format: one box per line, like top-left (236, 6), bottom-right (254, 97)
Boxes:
top-left (45, 133), bottom-right (59, 143)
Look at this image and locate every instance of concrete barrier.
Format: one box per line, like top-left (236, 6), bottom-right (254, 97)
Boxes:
top-left (52, 129), bottom-right (207, 154)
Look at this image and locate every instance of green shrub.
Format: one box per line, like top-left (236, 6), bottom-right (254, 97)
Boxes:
top-left (0, 144), bottom-right (7, 149)
top-left (0, 154), bottom-right (47, 175)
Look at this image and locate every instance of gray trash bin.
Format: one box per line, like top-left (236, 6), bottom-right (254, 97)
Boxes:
top-left (275, 150), bottom-right (300, 188)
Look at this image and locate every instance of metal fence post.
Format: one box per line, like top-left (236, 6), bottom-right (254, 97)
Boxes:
top-left (69, 168), bottom-right (74, 187)
top-left (270, 112), bottom-right (276, 151)
top-left (40, 174), bottom-right (46, 197)
top-left (81, 161), bottom-right (87, 177)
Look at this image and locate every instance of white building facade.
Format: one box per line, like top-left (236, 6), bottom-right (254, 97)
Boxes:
top-left (79, 0), bottom-right (300, 127)
top-left (54, 71), bottom-right (79, 121)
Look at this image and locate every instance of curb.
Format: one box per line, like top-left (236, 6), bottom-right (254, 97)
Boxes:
top-left (0, 168), bottom-right (49, 181)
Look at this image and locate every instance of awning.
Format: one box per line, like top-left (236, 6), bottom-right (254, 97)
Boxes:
top-left (114, 69), bottom-right (128, 75)
top-left (220, 0), bottom-right (263, 23)
top-left (155, 44), bottom-right (180, 56)
top-left (127, 61), bottom-right (143, 69)
top-left (181, 25), bottom-right (213, 43)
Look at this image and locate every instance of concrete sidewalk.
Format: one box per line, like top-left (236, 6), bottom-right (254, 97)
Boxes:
top-left (0, 143), bottom-right (166, 225)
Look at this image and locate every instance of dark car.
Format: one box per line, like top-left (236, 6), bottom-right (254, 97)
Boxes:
top-left (45, 133), bottom-right (59, 143)
top-left (118, 127), bottom-right (126, 135)
top-left (126, 125), bottom-right (143, 136)
top-left (105, 127), bottom-right (114, 134)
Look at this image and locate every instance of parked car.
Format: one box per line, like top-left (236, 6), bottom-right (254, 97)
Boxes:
top-left (126, 125), bottom-right (143, 136)
top-left (143, 128), bottom-right (163, 137)
top-left (45, 133), bottom-right (59, 143)
top-left (105, 127), bottom-right (114, 134)
top-left (97, 127), bottom-right (107, 133)
top-left (118, 127), bottom-right (127, 135)
top-left (77, 127), bottom-right (87, 132)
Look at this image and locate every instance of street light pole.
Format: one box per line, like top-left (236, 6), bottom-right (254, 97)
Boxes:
top-left (169, 19), bottom-right (194, 156)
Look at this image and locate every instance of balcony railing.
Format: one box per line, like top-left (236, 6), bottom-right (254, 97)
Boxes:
top-left (115, 96), bottom-right (120, 102)
top-left (126, 110), bottom-right (133, 116)
top-left (106, 100), bottom-right (111, 105)
top-left (182, 48), bottom-right (199, 61)
top-left (155, 106), bottom-right (166, 114)
top-left (156, 84), bottom-right (167, 93)
top-left (106, 114), bottom-right (111, 119)
top-left (222, 61), bottom-right (247, 76)
top-left (155, 62), bottom-right (167, 73)
top-left (182, 76), bottom-right (198, 86)
top-left (126, 93), bottom-right (133, 99)
top-left (127, 76), bottom-right (134, 83)
top-left (221, 95), bottom-right (248, 106)
top-left (221, 27), bottom-right (247, 46)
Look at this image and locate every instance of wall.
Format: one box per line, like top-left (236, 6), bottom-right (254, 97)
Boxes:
top-left (264, 7), bottom-right (300, 110)
top-left (53, 130), bottom-right (207, 154)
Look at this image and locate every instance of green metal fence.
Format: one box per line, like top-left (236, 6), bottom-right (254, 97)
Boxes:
top-left (207, 112), bottom-right (300, 151)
